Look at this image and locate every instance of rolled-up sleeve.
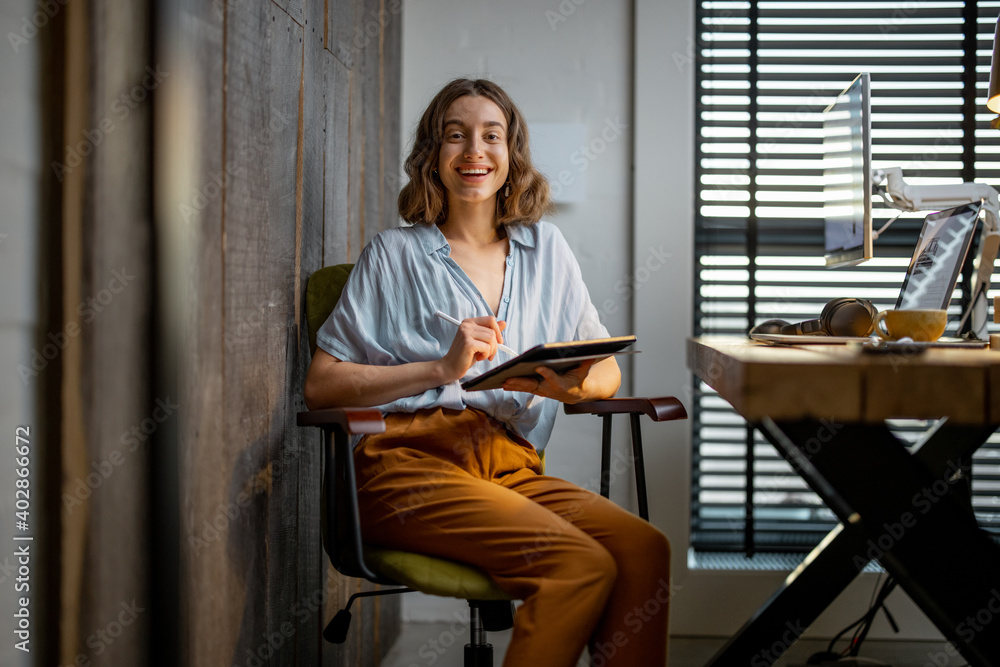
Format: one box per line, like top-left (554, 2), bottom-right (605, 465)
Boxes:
top-left (316, 237), bottom-right (398, 364)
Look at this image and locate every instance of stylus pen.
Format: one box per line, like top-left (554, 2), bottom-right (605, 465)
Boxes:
top-left (434, 310), bottom-right (518, 356)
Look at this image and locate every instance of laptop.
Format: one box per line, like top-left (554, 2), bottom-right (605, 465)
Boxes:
top-left (751, 201), bottom-right (986, 347)
top-left (895, 201), bottom-right (980, 311)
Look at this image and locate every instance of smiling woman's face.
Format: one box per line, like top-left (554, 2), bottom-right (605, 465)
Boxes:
top-left (436, 94), bottom-right (510, 209)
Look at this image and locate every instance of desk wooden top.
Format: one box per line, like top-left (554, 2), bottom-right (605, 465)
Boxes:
top-left (687, 336), bottom-right (1000, 425)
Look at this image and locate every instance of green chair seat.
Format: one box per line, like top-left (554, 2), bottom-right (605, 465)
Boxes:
top-left (364, 546), bottom-right (513, 601)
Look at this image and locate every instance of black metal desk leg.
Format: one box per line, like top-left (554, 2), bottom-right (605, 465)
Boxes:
top-left (763, 419), bottom-right (1000, 667)
top-left (705, 523), bottom-right (870, 666)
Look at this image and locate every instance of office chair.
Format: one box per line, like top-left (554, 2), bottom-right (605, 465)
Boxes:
top-left (298, 263), bottom-right (687, 666)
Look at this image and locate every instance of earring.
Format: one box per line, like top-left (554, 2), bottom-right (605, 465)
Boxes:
top-left (504, 182), bottom-right (512, 198)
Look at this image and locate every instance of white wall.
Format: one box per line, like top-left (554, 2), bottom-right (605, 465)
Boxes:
top-left (399, 0), bottom-right (941, 643)
top-left (401, 0), bottom-right (634, 345)
top-left (0, 1), bottom-right (41, 665)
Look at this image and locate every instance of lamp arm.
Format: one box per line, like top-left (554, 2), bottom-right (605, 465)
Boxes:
top-left (873, 167), bottom-right (1000, 339)
top-left (875, 167), bottom-right (1000, 214)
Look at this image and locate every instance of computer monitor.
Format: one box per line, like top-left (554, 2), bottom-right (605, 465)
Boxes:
top-left (823, 73), bottom-right (872, 268)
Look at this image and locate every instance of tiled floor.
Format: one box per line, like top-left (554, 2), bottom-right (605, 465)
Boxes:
top-left (381, 623), bottom-right (967, 667)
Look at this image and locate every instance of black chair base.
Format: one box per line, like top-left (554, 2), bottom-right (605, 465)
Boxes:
top-left (465, 642), bottom-right (494, 667)
top-left (325, 591), bottom-right (514, 667)
top-left (465, 600), bottom-right (509, 667)
top-left (477, 600), bottom-right (515, 632)
top-left (324, 587), bottom-right (411, 644)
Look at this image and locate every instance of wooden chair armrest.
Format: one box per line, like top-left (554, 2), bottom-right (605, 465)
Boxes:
top-left (563, 396), bottom-right (686, 520)
top-left (563, 396), bottom-right (687, 422)
top-left (297, 408), bottom-right (386, 434)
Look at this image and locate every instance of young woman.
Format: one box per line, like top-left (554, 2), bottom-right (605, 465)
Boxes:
top-left (304, 78), bottom-right (670, 667)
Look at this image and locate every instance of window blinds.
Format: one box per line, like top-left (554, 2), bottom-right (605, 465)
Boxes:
top-left (693, 0), bottom-right (1000, 554)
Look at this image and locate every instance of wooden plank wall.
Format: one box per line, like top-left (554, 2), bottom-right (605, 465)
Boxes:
top-left (156, 0), bottom-right (402, 666)
top-left (57, 0), bottom-right (154, 665)
top-left (55, 0), bottom-right (401, 661)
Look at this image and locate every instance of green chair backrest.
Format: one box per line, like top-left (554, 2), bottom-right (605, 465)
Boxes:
top-left (306, 263), bottom-right (354, 355)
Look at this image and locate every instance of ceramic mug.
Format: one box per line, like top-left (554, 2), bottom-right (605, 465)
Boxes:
top-left (873, 309), bottom-right (947, 342)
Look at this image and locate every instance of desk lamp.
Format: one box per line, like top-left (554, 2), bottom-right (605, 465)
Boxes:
top-left (989, 14), bottom-right (1000, 126)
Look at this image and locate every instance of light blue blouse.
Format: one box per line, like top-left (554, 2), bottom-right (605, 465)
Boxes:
top-left (315, 220), bottom-right (610, 450)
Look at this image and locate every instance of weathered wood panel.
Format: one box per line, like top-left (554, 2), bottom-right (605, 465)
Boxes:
top-left (324, 49), bottom-right (352, 263)
top-left (220, 2), bottom-right (294, 666)
top-left (370, 2), bottom-right (403, 656)
top-left (159, 0), bottom-right (400, 665)
top-left (59, 0), bottom-right (154, 665)
top-left (272, 0), bottom-right (305, 27)
top-left (183, 0), bottom-right (402, 663)
top-left (328, 0), bottom-right (359, 71)
top-left (293, 0), bottom-right (327, 662)
top-left (263, 8), bottom-right (303, 667)
top-left (319, 1), bottom-right (404, 661)
top-left (33, 2), bottom-right (67, 665)
top-left (360, 0), bottom-right (383, 243)
top-left (341, 0), bottom-right (367, 259)
top-left (169, 0), bottom-right (228, 661)
top-left (381, 0), bottom-right (402, 235)
top-left (57, 1), bottom-right (90, 661)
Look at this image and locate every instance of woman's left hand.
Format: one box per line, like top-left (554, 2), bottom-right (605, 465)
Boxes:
top-left (502, 358), bottom-right (599, 404)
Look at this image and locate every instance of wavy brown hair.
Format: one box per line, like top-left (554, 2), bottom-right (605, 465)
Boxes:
top-left (398, 78), bottom-right (553, 226)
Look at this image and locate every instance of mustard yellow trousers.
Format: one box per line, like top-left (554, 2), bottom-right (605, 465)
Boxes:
top-left (354, 407), bottom-right (671, 667)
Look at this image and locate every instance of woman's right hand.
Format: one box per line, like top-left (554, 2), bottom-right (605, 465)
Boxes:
top-left (304, 316), bottom-right (508, 409)
top-left (438, 316), bottom-right (507, 383)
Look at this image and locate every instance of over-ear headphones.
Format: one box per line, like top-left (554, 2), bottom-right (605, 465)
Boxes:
top-left (749, 298), bottom-right (878, 338)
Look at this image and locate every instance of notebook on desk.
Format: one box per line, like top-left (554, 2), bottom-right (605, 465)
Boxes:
top-left (749, 332), bottom-right (987, 348)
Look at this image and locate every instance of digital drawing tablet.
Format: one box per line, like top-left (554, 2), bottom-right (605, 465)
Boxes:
top-left (461, 335), bottom-right (638, 391)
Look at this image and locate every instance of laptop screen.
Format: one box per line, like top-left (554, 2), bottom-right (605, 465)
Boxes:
top-left (895, 201), bottom-right (981, 310)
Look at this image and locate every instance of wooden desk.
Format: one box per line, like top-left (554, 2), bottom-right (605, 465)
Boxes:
top-left (688, 336), bottom-right (1000, 424)
top-left (687, 337), bottom-right (1000, 667)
